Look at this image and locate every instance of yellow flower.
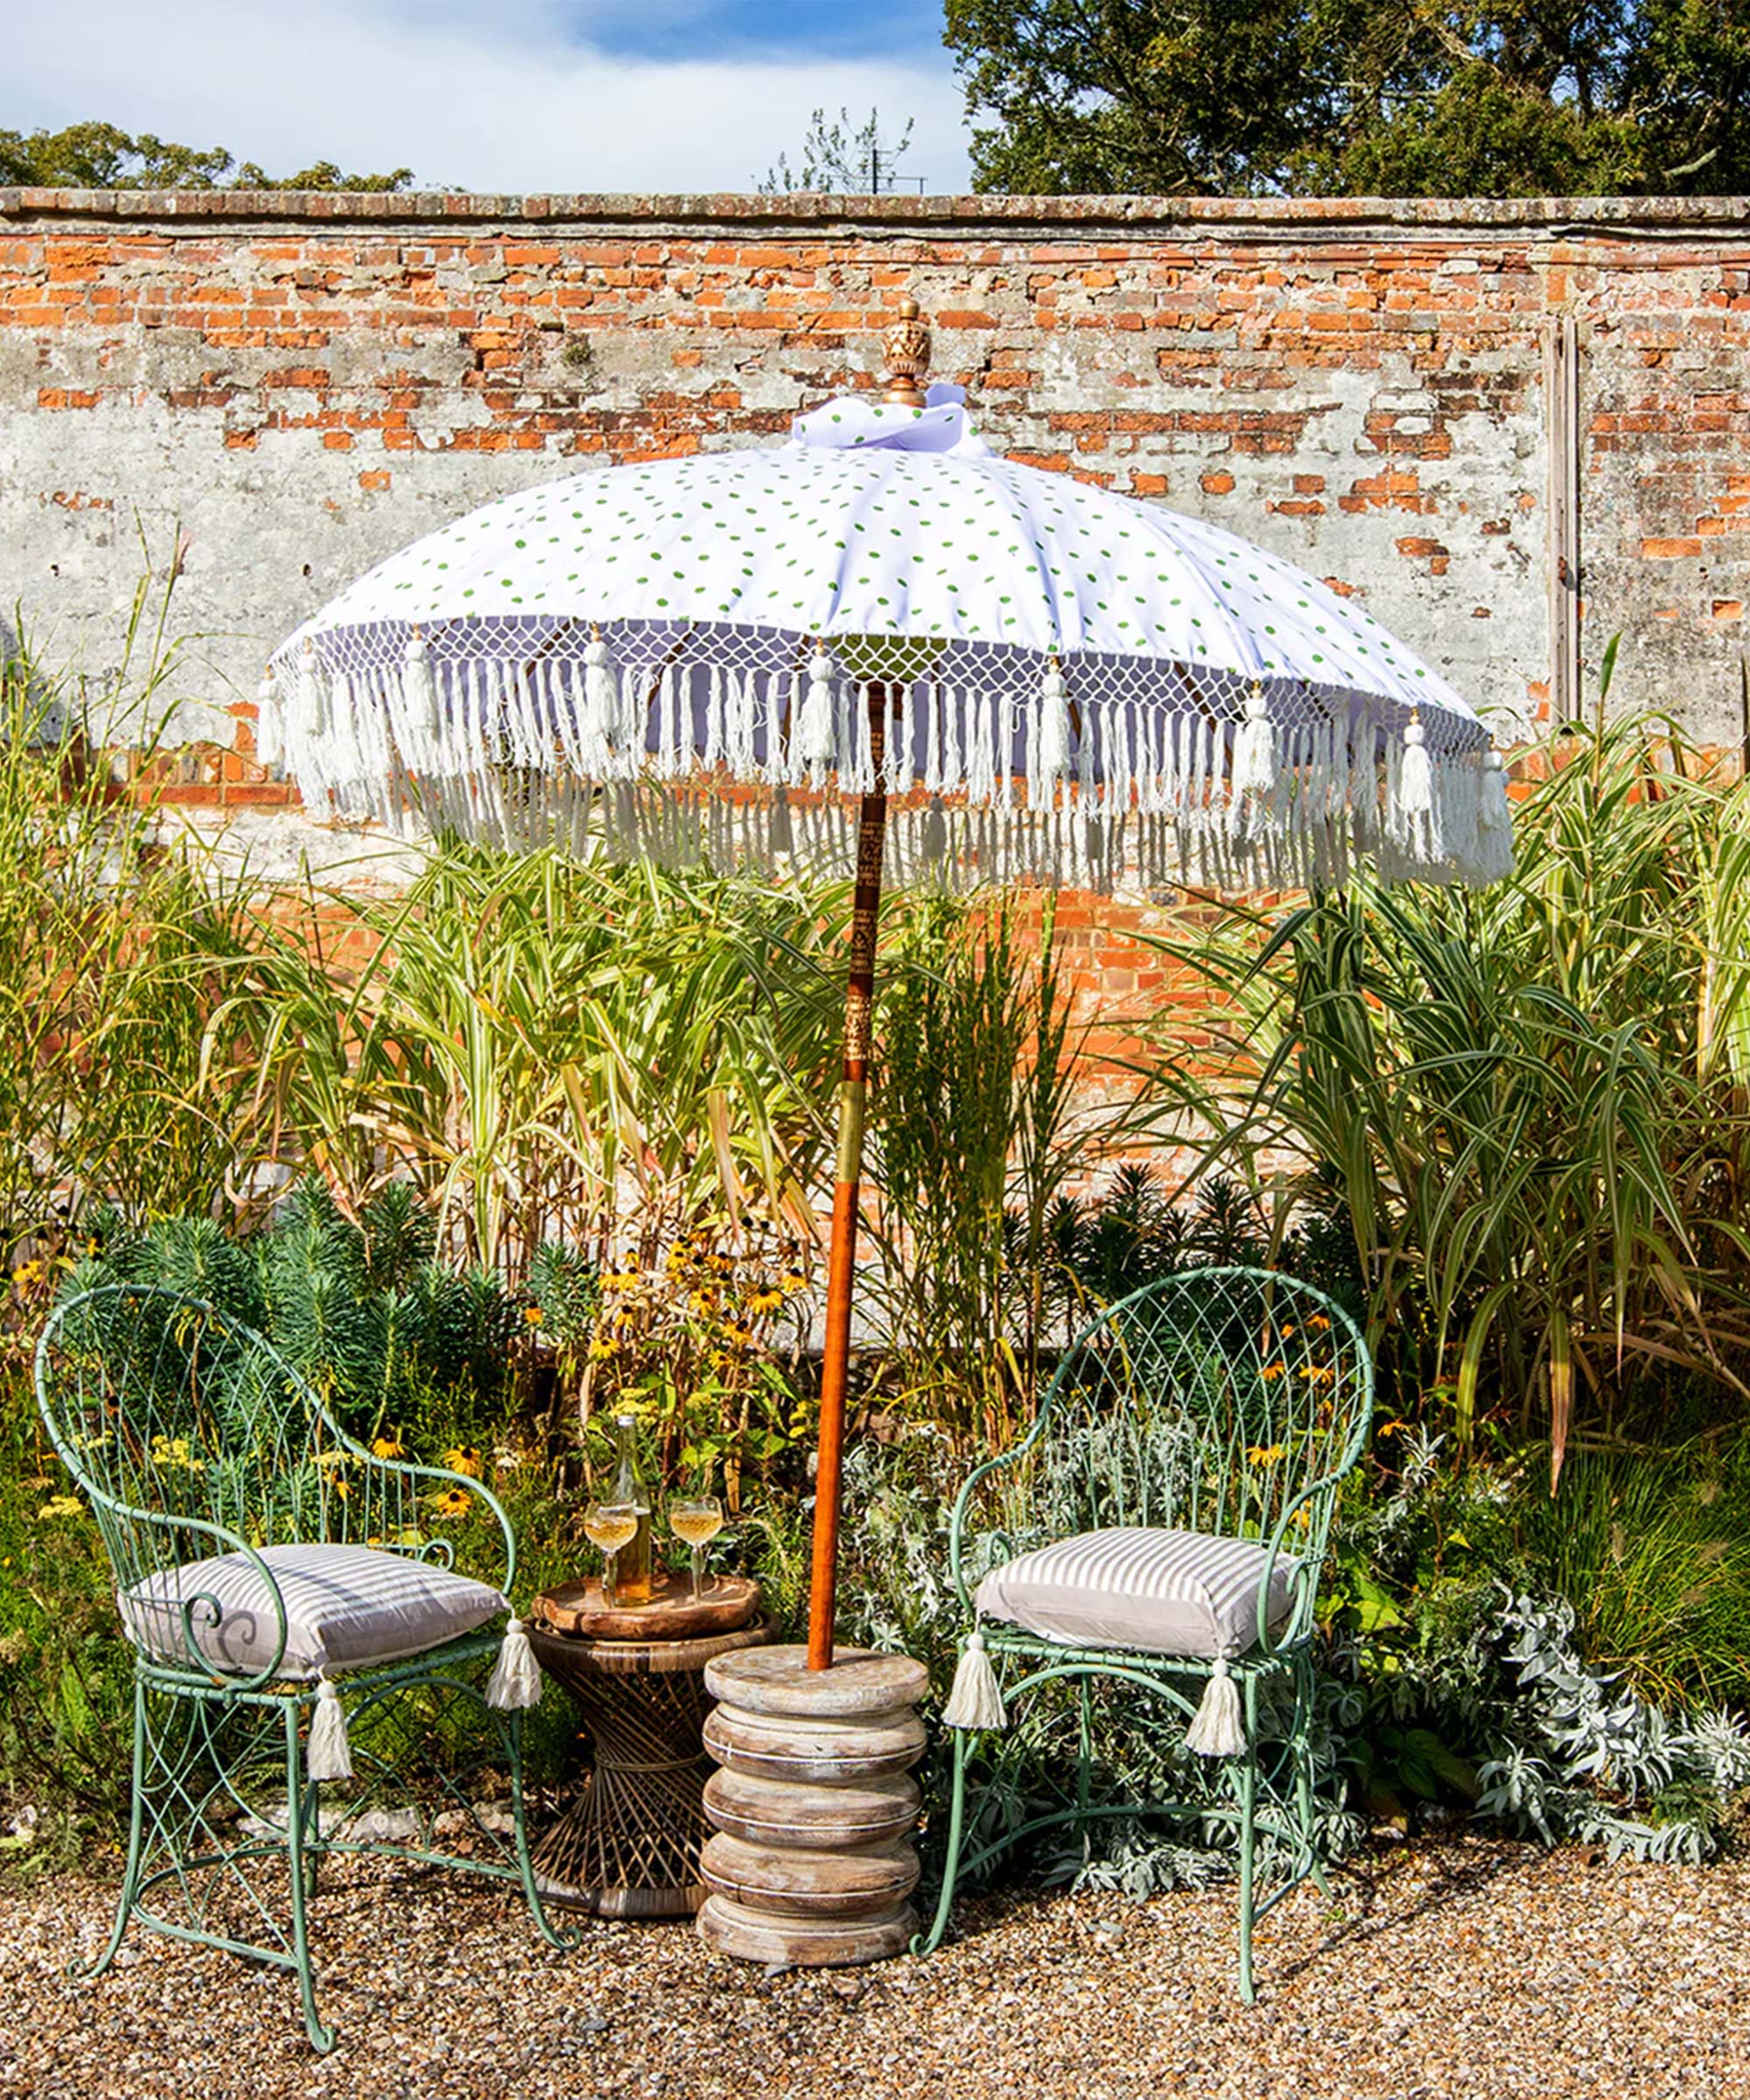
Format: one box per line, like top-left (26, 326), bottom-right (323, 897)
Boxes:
top-left (432, 1488), bottom-right (473, 1521)
top-left (1258, 1362), bottom-right (1287, 1382)
top-left (780, 1272), bottom-right (807, 1295)
top-left (36, 1494), bottom-right (84, 1521)
top-left (371, 1436), bottom-right (404, 1460)
top-left (1299, 1365), bottom-right (1336, 1387)
top-left (312, 1448), bottom-right (348, 1468)
top-left (443, 1446), bottom-right (483, 1479)
top-left (721, 1322), bottom-right (753, 1349)
top-left (1306, 1313), bottom-right (1333, 1332)
top-left (588, 1335), bottom-right (620, 1362)
top-left (150, 1434), bottom-right (206, 1473)
top-left (332, 1477), bottom-right (350, 1501)
top-left (1246, 1443), bottom-right (1286, 1467)
top-left (604, 1270), bottom-right (642, 1293)
top-left (688, 1289), bottom-right (719, 1318)
top-left (523, 1306), bottom-right (544, 1327)
top-left (1376, 1419), bottom-right (1410, 1438)
top-left (746, 1288), bottom-right (786, 1315)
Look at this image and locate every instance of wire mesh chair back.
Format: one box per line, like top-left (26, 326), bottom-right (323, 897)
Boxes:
top-left (954, 1267), bottom-right (1372, 1598)
top-left (35, 1285), bottom-right (458, 1613)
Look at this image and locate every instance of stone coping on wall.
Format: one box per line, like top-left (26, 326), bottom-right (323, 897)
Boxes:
top-left (4, 188), bottom-right (1750, 242)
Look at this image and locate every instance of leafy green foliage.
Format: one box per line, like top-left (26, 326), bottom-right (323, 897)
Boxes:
top-left (0, 119), bottom-right (414, 191)
top-left (870, 900), bottom-right (1152, 1444)
top-left (758, 107), bottom-right (917, 193)
top-left (1139, 711), bottom-right (1750, 1483)
top-left (70, 1182), bottom-right (520, 1446)
top-left (220, 843), bottom-right (852, 1280)
top-left (0, 568), bottom-right (277, 1258)
top-left (944, 0), bottom-right (1750, 196)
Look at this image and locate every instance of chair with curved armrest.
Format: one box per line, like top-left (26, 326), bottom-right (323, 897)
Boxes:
top-left (914, 1265), bottom-right (1372, 1998)
top-left (35, 1284), bottom-right (575, 2051)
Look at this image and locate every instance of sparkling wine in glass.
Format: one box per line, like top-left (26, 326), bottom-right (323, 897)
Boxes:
top-left (668, 1495), bottom-right (725, 1602)
top-left (583, 1501), bottom-right (639, 1608)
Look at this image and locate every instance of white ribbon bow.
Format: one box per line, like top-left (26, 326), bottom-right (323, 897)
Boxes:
top-left (789, 384), bottom-right (988, 458)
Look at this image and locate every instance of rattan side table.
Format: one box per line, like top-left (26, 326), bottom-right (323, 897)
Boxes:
top-left (528, 1578), bottom-right (772, 1918)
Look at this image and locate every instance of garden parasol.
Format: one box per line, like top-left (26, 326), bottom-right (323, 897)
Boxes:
top-left (266, 300), bottom-right (1511, 1674)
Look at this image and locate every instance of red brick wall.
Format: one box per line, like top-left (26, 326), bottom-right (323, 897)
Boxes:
top-left (3, 190), bottom-right (1746, 1040)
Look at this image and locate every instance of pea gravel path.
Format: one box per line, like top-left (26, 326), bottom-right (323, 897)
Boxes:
top-left (2, 1841), bottom-right (1745, 2100)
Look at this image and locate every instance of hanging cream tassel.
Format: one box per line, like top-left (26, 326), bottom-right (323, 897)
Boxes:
top-left (583, 628), bottom-right (620, 769)
top-left (402, 625), bottom-right (439, 767)
top-left (1185, 1654), bottom-right (1245, 1758)
top-left (1474, 747), bottom-right (1515, 884)
top-left (1398, 711), bottom-right (1434, 825)
top-left (799, 646), bottom-right (837, 778)
top-left (486, 1617), bottom-right (543, 1711)
top-left (1228, 681), bottom-right (1277, 834)
top-left (293, 637), bottom-right (329, 740)
top-left (942, 1629), bottom-right (1007, 1731)
top-left (1035, 657), bottom-right (1072, 797)
top-left (255, 667), bottom-right (283, 773)
top-left (307, 1675), bottom-right (354, 1782)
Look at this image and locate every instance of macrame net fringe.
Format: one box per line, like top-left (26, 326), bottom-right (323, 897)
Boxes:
top-left (262, 616), bottom-right (1507, 893)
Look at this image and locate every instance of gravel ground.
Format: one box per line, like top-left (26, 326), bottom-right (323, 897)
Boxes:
top-left (2, 1841), bottom-right (1746, 2100)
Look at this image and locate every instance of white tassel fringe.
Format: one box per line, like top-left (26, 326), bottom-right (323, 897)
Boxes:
top-left (942, 1629), bottom-right (1007, 1731)
top-left (307, 1675), bottom-right (353, 1782)
top-left (1184, 1654), bottom-right (1245, 1758)
top-left (486, 1616), bottom-right (544, 1712)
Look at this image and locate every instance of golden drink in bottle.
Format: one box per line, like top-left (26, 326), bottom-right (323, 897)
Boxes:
top-left (610, 1414), bottom-right (654, 1603)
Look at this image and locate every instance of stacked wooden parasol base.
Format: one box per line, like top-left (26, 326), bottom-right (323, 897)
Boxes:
top-left (697, 1647), bottom-right (929, 1965)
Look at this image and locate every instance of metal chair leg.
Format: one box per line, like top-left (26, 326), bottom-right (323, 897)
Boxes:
top-left (501, 1708), bottom-right (580, 1952)
top-left (74, 1676), bottom-right (149, 1983)
top-left (1236, 1674), bottom-right (1260, 2005)
top-left (1291, 1654), bottom-right (1330, 1896)
top-left (282, 1706), bottom-right (336, 2054)
top-left (912, 1725), bottom-right (974, 1956)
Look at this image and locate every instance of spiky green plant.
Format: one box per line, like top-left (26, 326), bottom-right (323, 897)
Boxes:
top-left (213, 844), bottom-right (856, 1281)
top-left (1135, 708), bottom-right (1750, 1483)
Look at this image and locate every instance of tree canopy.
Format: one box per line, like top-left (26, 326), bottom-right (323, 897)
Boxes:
top-left (0, 121), bottom-right (415, 192)
top-left (758, 108), bottom-right (920, 194)
top-left (942, 0), bottom-right (1750, 196)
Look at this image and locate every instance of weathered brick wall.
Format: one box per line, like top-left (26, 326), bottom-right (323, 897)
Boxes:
top-left (3, 191), bottom-right (1746, 860)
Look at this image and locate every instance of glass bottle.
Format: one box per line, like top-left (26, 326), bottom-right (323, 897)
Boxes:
top-left (609, 1414), bottom-right (654, 1604)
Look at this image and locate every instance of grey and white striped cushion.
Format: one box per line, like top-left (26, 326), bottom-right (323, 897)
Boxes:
top-left (120, 1544), bottom-right (507, 1678)
top-left (973, 1528), bottom-right (1299, 1659)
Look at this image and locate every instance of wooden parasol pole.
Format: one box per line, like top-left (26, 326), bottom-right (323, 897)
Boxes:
top-left (808, 683), bottom-right (888, 1670)
top-left (805, 295), bottom-right (929, 1671)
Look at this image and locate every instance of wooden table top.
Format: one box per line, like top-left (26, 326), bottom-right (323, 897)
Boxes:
top-left (530, 1573), bottom-right (764, 1649)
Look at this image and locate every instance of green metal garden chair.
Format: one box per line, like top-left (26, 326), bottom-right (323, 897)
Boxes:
top-left (914, 1265), bottom-right (1372, 1998)
top-left (34, 1284), bottom-right (576, 2052)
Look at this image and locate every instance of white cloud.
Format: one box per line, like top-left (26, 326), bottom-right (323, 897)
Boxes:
top-left (8, 0), bottom-right (971, 193)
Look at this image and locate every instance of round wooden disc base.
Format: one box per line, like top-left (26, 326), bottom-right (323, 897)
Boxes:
top-left (697, 1894), bottom-right (919, 1967)
top-left (698, 1642), bottom-right (926, 1970)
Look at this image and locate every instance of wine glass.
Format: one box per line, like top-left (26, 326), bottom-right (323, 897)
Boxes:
top-left (668, 1494), bottom-right (725, 1602)
top-left (583, 1500), bottom-right (639, 1608)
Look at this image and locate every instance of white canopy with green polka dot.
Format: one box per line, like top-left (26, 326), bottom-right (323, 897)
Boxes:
top-left (266, 390), bottom-right (1509, 892)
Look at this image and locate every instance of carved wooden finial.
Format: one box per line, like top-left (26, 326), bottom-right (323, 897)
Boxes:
top-left (882, 297), bottom-right (930, 408)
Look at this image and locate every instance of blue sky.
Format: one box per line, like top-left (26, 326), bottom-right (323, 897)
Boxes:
top-left (583, 0), bottom-right (950, 66)
top-left (10, 0), bottom-right (970, 192)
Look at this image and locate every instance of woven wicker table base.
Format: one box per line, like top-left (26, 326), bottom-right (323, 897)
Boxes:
top-left (528, 1611), bottom-right (773, 1919)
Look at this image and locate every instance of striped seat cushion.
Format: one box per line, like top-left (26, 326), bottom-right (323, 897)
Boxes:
top-left (119, 1544), bottom-right (507, 1679)
top-left (973, 1528), bottom-right (1299, 1659)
